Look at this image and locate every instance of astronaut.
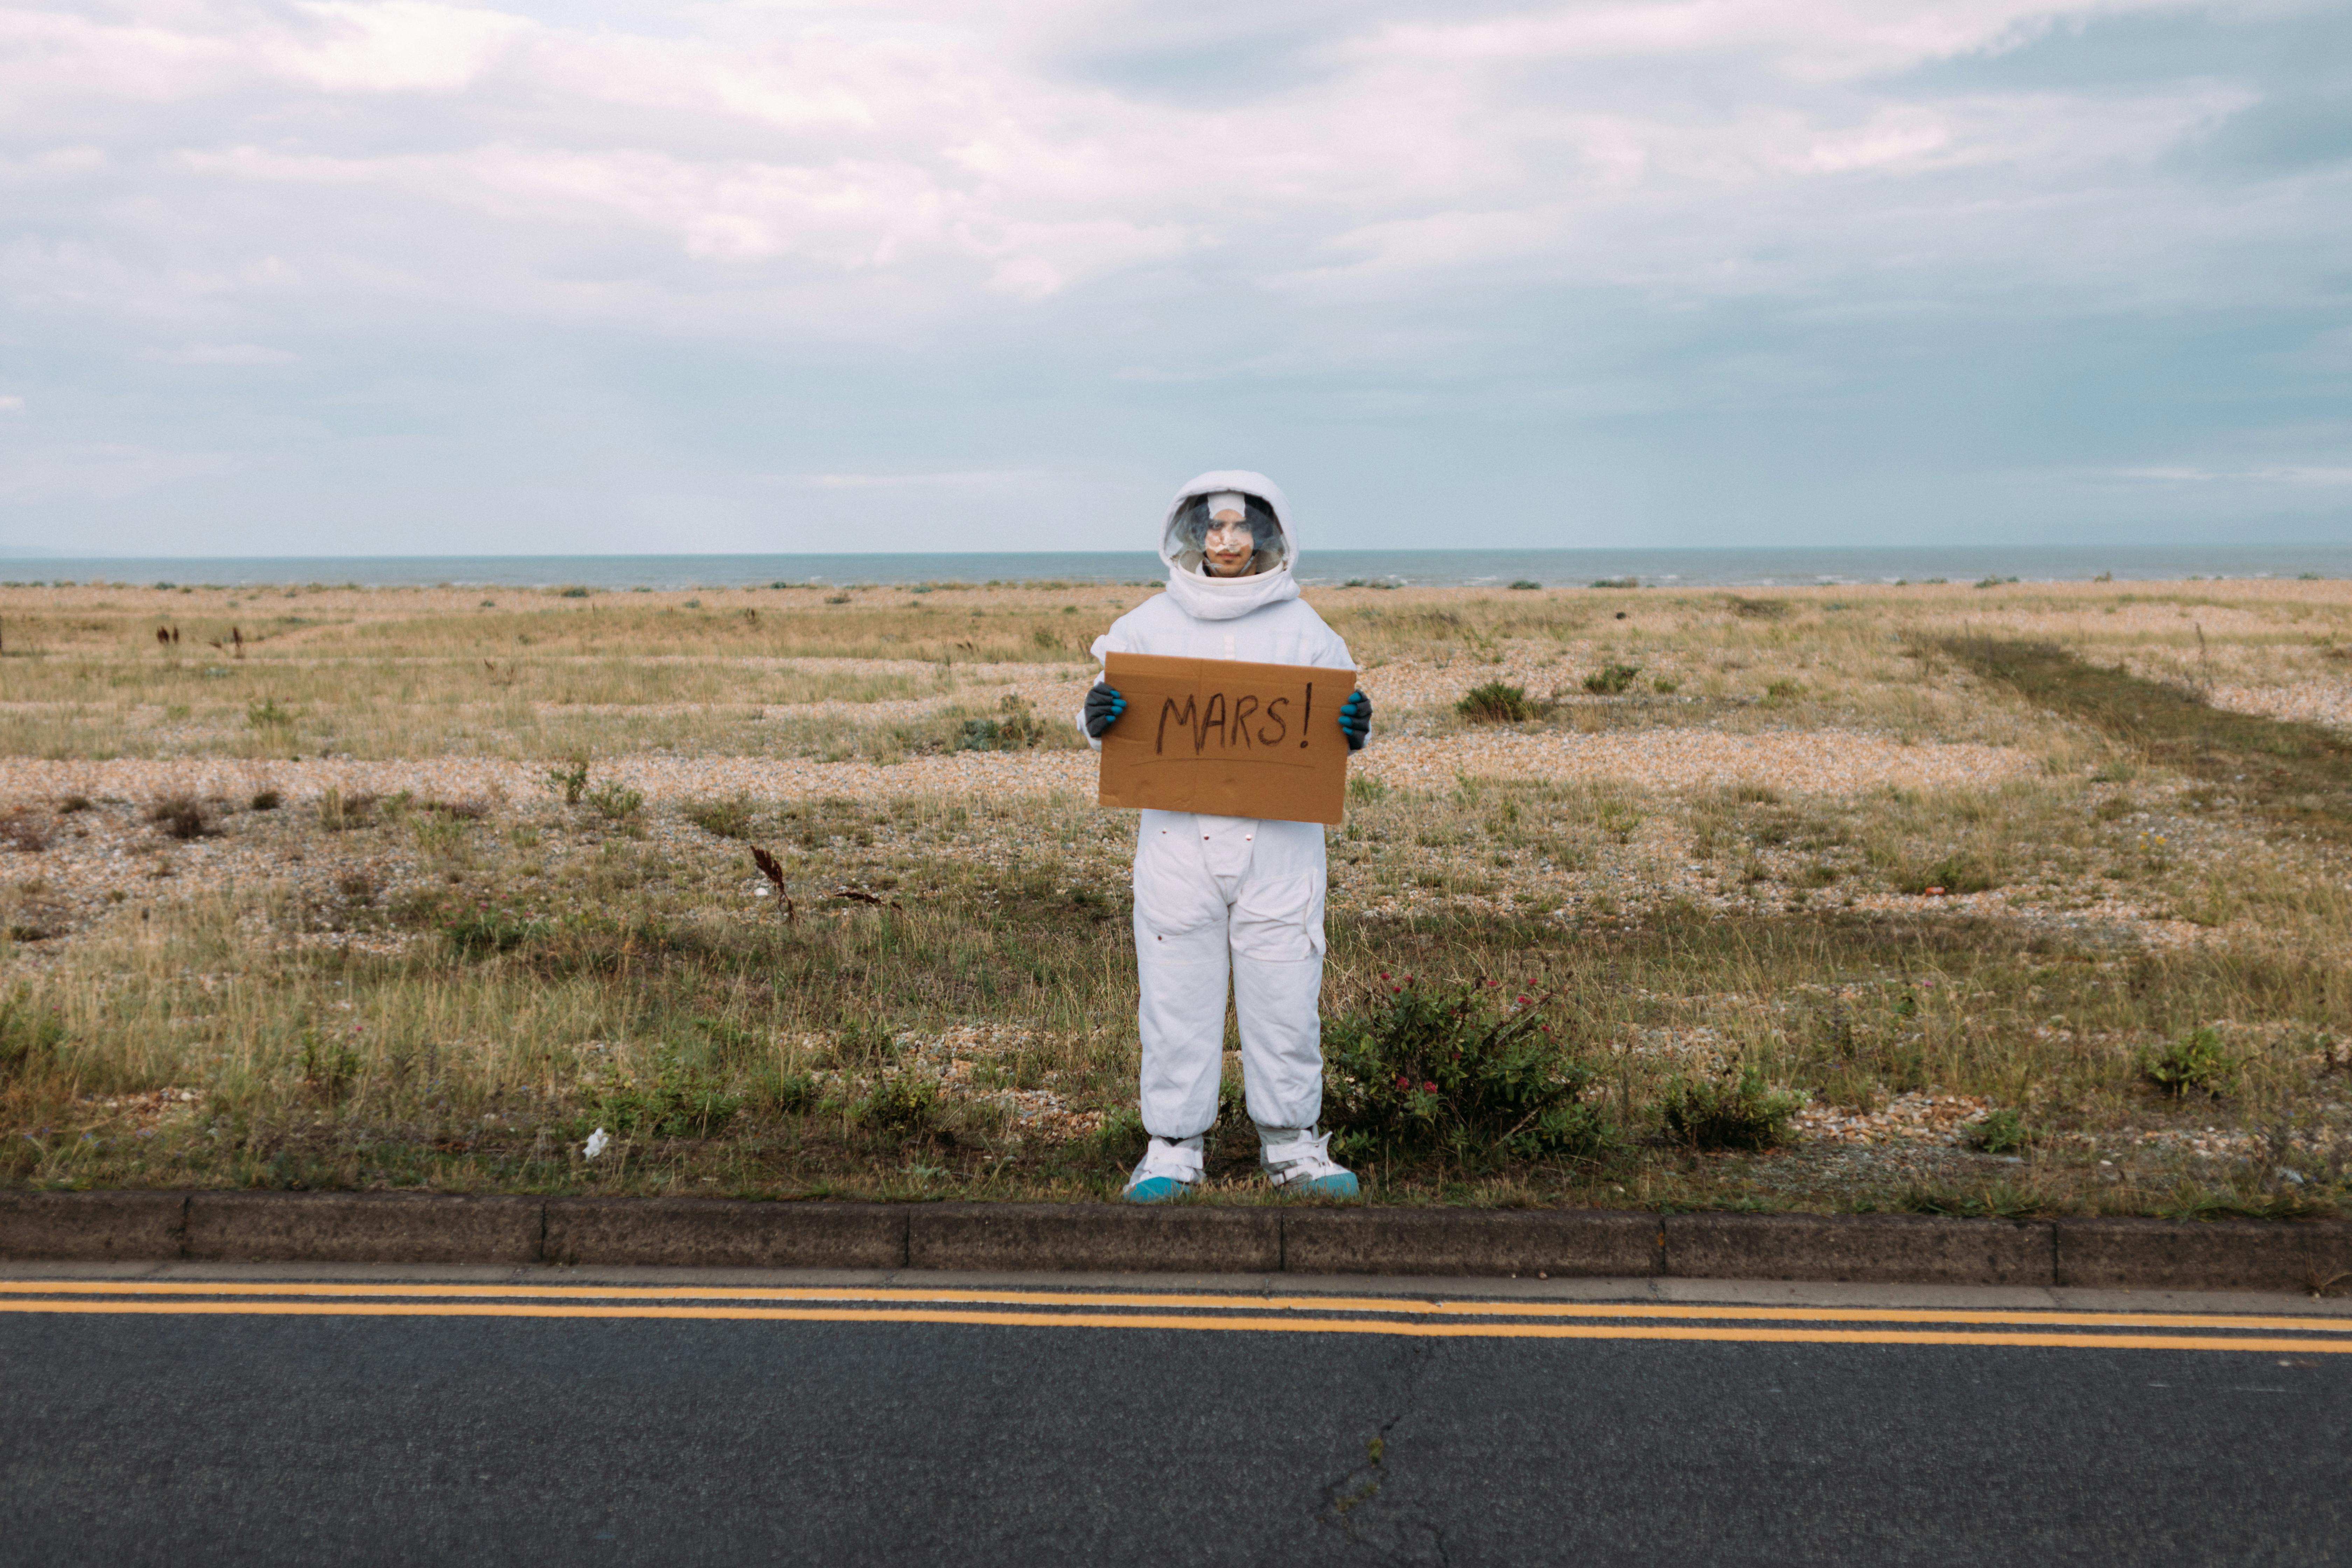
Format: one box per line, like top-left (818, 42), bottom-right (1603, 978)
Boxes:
top-left (1079, 471), bottom-right (1373, 1202)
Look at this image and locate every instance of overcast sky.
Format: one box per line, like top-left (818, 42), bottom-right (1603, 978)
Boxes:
top-left (1, 0), bottom-right (2347, 556)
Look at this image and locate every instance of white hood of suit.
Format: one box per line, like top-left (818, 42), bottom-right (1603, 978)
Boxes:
top-left (1158, 469), bottom-right (1300, 622)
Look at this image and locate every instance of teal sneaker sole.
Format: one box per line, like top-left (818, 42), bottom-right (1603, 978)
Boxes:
top-left (1288, 1171), bottom-right (1360, 1198)
top-left (1123, 1176), bottom-right (1190, 1204)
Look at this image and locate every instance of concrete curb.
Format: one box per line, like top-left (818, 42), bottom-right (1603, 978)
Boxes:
top-left (1662, 1212), bottom-right (2056, 1287)
top-left (4, 1192), bottom-right (2348, 1292)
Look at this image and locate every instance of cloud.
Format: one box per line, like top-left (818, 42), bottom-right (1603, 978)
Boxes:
top-left (752, 469), bottom-right (1057, 491)
top-left (0, 443), bottom-right (245, 505)
top-left (0, 0), bottom-right (2345, 550)
top-left (140, 342), bottom-right (299, 364)
top-left (2, 0), bottom-right (2294, 336)
top-left (2100, 465), bottom-right (2352, 488)
top-left (0, 395), bottom-right (22, 413)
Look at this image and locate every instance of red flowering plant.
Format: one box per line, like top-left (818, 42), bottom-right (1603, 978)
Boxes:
top-left (1321, 976), bottom-right (1610, 1172)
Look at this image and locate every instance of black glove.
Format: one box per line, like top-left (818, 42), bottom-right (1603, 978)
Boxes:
top-left (1084, 682), bottom-right (1126, 738)
top-left (1338, 689), bottom-right (1372, 750)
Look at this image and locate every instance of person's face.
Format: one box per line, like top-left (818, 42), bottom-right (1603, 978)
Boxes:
top-left (1203, 510), bottom-right (1256, 576)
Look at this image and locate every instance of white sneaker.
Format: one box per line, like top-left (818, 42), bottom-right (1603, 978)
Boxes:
top-left (1122, 1136), bottom-right (1205, 1203)
top-left (1259, 1128), bottom-right (1361, 1198)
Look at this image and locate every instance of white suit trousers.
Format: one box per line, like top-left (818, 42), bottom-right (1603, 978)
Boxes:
top-left (1132, 811), bottom-right (1326, 1139)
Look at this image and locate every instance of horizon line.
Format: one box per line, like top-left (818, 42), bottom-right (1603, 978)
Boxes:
top-left (14, 542), bottom-right (2352, 564)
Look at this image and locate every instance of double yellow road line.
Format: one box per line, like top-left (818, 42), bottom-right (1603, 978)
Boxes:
top-left (3, 1280), bottom-right (2348, 1353)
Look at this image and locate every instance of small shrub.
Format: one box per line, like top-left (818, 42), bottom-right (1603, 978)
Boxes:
top-left (59, 794), bottom-right (92, 814)
top-left (1967, 1107), bottom-right (2030, 1155)
top-left (1348, 774), bottom-right (1390, 805)
top-left (1660, 1064), bottom-right (1802, 1151)
top-left (1507, 579), bottom-right (1542, 590)
top-left (1583, 662), bottom-right (1642, 695)
top-left (685, 797), bottom-right (757, 839)
top-left (824, 594), bottom-right (852, 605)
top-left (756, 1073), bottom-right (820, 1116)
top-left (590, 1051), bottom-right (744, 1139)
top-left (955, 693), bottom-right (1048, 752)
top-left (1651, 677), bottom-right (1679, 694)
top-left (545, 757), bottom-right (590, 805)
top-left (1762, 679), bottom-right (1804, 705)
top-left (1727, 596), bottom-right (1790, 620)
top-left (584, 780), bottom-right (645, 820)
top-left (444, 906), bottom-right (549, 958)
top-left (1973, 575), bottom-right (2019, 589)
top-left (0, 811), bottom-right (50, 852)
top-left (147, 795), bottom-right (211, 840)
top-left (1457, 682), bottom-right (1533, 723)
top-left (250, 789), bottom-right (282, 811)
top-left (317, 788), bottom-right (375, 831)
top-left (1322, 979), bottom-right (1610, 1170)
top-left (858, 1076), bottom-right (938, 1138)
top-left (558, 586), bottom-right (592, 598)
top-left (1590, 576), bottom-right (1638, 589)
top-left (246, 698), bottom-right (296, 731)
top-left (2142, 1027), bottom-right (2240, 1099)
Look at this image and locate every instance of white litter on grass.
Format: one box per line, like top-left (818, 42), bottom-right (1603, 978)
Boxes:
top-left (582, 1127), bottom-right (610, 1159)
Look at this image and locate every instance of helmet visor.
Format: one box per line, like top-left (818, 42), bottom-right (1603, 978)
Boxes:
top-left (1166, 492), bottom-right (1288, 576)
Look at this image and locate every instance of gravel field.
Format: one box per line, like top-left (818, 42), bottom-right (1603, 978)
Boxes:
top-left (2208, 679), bottom-right (2352, 733)
top-left (0, 725), bottom-right (2036, 811)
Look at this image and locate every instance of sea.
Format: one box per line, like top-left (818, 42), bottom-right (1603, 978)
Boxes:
top-left (7, 545), bottom-right (2352, 590)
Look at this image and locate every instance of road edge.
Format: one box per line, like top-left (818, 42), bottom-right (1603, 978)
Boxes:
top-left (5, 1191), bottom-right (2350, 1292)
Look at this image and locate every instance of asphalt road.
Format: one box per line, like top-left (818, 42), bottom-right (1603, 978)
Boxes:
top-left (2, 1278), bottom-right (2346, 1566)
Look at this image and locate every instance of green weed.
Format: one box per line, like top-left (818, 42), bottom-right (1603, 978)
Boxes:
top-left (1661, 1064), bottom-right (1801, 1152)
top-left (2141, 1027), bottom-right (2241, 1099)
top-left (684, 798), bottom-right (757, 840)
top-left (1322, 978), bottom-right (1609, 1170)
top-left (1458, 683), bottom-right (1534, 723)
top-left (545, 757), bottom-right (590, 806)
top-left (858, 1076), bottom-right (938, 1138)
top-left (1967, 1107), bottom-right (2030, 1154)
top-left (444, 907), bottom-right (551, 959)
top-left (590, 1051), bottom-right (744, 1139)
top-left (584, 781), bottom-right (645, 820)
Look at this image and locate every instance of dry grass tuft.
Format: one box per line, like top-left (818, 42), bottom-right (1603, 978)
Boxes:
top-left (145, 797), bottom-right (210, 841)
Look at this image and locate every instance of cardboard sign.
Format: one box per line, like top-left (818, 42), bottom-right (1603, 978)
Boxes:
top-left (1098, 651), bottom-right (1356, 825)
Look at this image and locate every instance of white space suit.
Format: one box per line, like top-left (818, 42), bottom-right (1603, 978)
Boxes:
top-left (1080, 471), bottom-right (1359, 1197)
